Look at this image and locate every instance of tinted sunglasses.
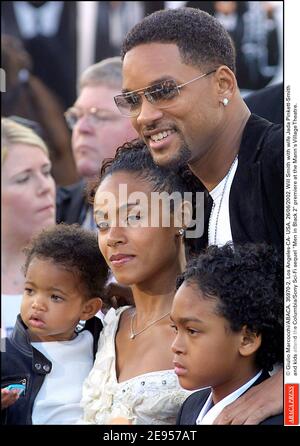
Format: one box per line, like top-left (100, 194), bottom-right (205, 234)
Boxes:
top-left (114, 69), bottom-right (216, 117)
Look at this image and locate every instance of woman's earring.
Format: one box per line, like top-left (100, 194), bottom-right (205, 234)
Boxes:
top-left (222, 98), bottom-right (229, 106)
top-left (178, 228), bottom-right (185, 236)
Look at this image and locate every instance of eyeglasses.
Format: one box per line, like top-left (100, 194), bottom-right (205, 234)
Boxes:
top-left (64, 107), bottom-right (122, 130)
top-left (114, 70), bottom-right (216, 117)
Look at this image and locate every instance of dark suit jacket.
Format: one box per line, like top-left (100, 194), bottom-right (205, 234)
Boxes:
top-left (197, 114), bottom-right (283, 253)
top-left (245, 84), bottom-right (283, 125)
top-left (177, 370), bottom-right (283, 425)
top-left (2, 1), bottom-right (77, 108)
top-left (56, 179), bottom-right (89, 225)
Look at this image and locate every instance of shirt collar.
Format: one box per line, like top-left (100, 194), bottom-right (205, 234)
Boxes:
top-left (196, 370), bottom-right (263, 425)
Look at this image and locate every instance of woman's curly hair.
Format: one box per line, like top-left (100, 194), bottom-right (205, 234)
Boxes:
top-left (177, 243), bottom-right (283, 371)
top-left (87, 139), bottom-right (204, 255)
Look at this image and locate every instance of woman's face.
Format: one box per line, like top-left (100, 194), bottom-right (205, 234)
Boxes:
top-left (2, 144), bottom-right (56, 242)
top-left (94, 171), bottom-right (182, 288)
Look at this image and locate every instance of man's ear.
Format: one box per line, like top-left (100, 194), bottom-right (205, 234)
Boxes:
top-left (215, 65), bottom-right (237, 102)
top-left (238, 325), bottom-right (262, 357)
top-left (80, 297), bottom-right (103, 321)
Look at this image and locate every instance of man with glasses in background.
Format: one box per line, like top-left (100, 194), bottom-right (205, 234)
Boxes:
top-left (56, 57), bottom-right (137, 229)
top-left (116, 7), bottom-right (283, 425)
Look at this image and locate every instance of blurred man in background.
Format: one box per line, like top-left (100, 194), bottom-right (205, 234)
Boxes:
top-left (56, 57), bottom-right (137, 229)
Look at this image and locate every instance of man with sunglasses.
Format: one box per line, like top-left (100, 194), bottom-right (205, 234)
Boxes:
top-left (56, 57), bottom-right (137, 228)
top-left (117, 7), bottom-right (283, 425)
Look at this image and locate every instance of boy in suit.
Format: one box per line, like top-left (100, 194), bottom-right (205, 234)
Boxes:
top-left (171, 243), bottom-right (283, 425)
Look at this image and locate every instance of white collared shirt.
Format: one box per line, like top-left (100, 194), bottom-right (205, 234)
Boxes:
top-left (13, 1), bottom-right (64, 39)
top-left (196, 370), bottom-right (263, 425)
top-left (31, 331), bottom-right (94, 424)
top-left (208, 156), bottom-right (238, 247)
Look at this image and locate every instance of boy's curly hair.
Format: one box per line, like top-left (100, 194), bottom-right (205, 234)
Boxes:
top-left (177, 243), bottom-right (283, 371)
top-left (23, 223), bottom-right (108, 301)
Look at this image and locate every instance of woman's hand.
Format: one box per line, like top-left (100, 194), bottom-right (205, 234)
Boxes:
top-left (104, 283), bottom-right (134, 311)
top-left (213, 369), bottom-right (283, 424)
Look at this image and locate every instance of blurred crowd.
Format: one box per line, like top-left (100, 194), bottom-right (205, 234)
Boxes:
top-left (1, 1), bottom-right (283, 186)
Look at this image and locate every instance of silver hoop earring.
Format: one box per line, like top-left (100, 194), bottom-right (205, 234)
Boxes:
top-left (222, 98), bottom-right (229, 106)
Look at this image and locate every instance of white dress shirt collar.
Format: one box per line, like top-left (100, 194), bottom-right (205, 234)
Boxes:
top-left (13, 1), bottom-right (63, 38)
top-left (196, 370), bottom-right (263, 425)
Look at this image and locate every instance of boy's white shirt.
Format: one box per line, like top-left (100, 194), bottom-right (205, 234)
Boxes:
top-left (31, 330), bottom-right (94, 425)
top-left (196, 369), bottom-right (263, 425)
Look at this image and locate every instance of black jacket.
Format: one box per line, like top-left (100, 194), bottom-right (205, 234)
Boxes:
top-left (56, 179), bottom-right (88, 225)
top-left (198, 114), bottom-right (283, 252)
top-left (245, 84), bottom-right (283, 125)
top-left (1, 315), bottom-right (103, 425)
top-left (177, 370), bottom-right (283, 425)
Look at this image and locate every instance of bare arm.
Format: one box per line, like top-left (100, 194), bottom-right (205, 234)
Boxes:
top-left (213, 368), bottom-right (283, 425)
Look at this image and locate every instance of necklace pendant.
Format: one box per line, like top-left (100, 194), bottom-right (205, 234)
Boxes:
top-left (130, 333), bottom-right (135, 340)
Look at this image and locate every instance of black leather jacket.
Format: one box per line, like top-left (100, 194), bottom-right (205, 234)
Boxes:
top-left (1, 315), bottom-right (102, 425)
top-left (56, 179), bottom-right (89, 225)
top-left (198, 114), bottom-right (283, 253)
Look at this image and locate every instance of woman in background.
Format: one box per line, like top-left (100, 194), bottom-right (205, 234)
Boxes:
top-left (1, 117), bottom-right (56, 336)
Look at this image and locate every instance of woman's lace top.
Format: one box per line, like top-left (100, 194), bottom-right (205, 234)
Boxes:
top-left (80, 307), bottom-right (190, 425)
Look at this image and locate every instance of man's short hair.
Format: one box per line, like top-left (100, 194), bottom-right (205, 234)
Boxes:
top-left (78, 57), bottom-right (123, 93)
top-left (121, 7), bottom-right (236, 73)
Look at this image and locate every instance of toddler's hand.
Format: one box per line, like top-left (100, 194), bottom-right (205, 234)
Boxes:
top-left (1, 388), bottom-right (19, 409)
top-left (109, 416), bottom-right (132, 425)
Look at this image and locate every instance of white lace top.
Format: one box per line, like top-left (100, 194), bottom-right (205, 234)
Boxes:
top-left (80, 307), bottom-right (190, 425)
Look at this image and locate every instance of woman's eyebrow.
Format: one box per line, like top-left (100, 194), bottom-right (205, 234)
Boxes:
top-left (174, 316), bottom-right (205, 324)
top-left (94, 203), bottom-right (139, 218)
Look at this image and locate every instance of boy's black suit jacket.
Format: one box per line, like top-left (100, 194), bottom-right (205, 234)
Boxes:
top-left (177, 370), bottom-right (283, 425)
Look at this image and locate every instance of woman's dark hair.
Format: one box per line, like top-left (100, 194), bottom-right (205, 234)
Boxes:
top-left (23, 223), bottom-right (108, 302)
top-left (88, 139), bottom-right (203, 255)
top-left (177, 243), bottom-right (283, 371)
